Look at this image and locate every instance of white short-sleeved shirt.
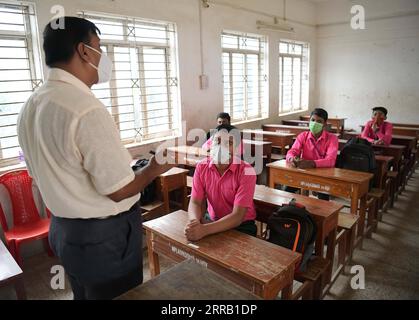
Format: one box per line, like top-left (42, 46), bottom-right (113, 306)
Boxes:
top-left (17, 68), bottom-right (140, 219)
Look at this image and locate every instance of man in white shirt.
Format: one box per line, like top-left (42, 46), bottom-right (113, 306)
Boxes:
top-left (17, 17), bottom-right (173, 299)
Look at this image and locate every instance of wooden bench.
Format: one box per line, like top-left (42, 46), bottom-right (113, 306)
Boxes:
top-left (0, 240), bottom-right (26, 300)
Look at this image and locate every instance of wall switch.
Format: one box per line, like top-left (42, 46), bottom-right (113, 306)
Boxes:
top-left (199, 74), bottom-right (208, 90)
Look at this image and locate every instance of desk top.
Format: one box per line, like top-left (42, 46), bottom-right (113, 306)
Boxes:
top-left (144, 210), bottom-right (301, 284)
top-left (254, 185), bottom-right (343, 221)
top-left (301, 116), bottom-right (347, 121)
top-left (0, 240), bottom-right (22, 282)
top-left (167, 145), bottom-right (209, 156)
top-left (339, 139), bottom-right (406, 151)
top-left (242, 129), bottom-right (295, 138)
top-left (267, 160), bottom-right (373, 184)
top-left (116, 260), bottom-right (261, 300)
top-left (160, 167), bottom-right (189, 177)
top-left (375, 155), bottom-right (394, 163)
top-left (242, 139), bottom-right (272, 146)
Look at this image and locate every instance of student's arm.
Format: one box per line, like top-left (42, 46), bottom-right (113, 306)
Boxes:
top-left (286, 132), bottom-right (304, 163)
top-left (361, 121), bottom-right (375, 143)
top-left (376, 122), bottom-right (393, 146)
top-left (185, 205), bottom-right (247, 241)
top-left (313, 135), bottom-right (339, 168)
top-left (188, 197), bottom-right (205, 223)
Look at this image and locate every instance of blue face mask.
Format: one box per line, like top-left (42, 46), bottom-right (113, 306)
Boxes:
top-left (309, 121), bottom-right (323, 135)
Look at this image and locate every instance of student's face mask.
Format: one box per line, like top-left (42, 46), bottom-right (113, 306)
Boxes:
top-left (210, 142), bottom-right (231, 164)
top-left (309, 120), bottom-right (323, 135)
top-left (84, 44), bottom-right (113, 84)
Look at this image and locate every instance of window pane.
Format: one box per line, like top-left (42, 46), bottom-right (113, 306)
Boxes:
top-left (246, 54), bottom-right (259, 117)
top-left (222, 34), bottom-right (238, 49)
top-left (231, 53), bottom-right (245, 121)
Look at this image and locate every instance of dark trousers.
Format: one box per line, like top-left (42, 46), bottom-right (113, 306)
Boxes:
top-left (48, 202), bottom-right (143, 300)
top-left (284, 186), bottom-right (330, 201)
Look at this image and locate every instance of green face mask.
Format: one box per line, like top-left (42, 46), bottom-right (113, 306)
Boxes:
top-left (309, 121), bottom-right (323, 135)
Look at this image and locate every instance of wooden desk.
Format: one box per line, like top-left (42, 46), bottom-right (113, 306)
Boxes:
top-left (263, 124), bottom-right (340, 138)
top-left (242, 139), bottom-right (272, 163)
top-left (301, 116), bottom-right (346, 134)
top-left (391, 123), bottom-right (419, 129)
top-left (267, 160), bottom-right (373, 248)
top-left (282, 120), bottom-right (333, 131)
top-left (242, 130), bottom-right (295, 155)
top-left (253, 185), bottom-right (342, 261)
top-left (0, 240), bottom-right (26, 300)
top-left (143, 210), bottom-right (301, 300)
top-left (117, 260), bottom-right (261, 300)
top-left (343, 131), bottom-right (417, 151)
top-left (158, 167), bottom-right (189, 215)
top-left (167, 145), bottom-right (209, 167)
top-left (374, 155), bottom-right (394, 190)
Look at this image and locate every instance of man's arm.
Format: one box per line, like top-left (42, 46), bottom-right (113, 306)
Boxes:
top-left (107, 155), bottom-right (174, 202)
top-left (286, 132), bottom-right (304, 163)
top-left (313, 135), bottom-right (339, 168)
top-left (361, 121), bottom-right (375, 143)
top-left (376, 123), bottom-right (393, 146)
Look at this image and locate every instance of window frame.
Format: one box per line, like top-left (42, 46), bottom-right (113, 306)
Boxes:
top-left (278, 40), bottom-right (310, 115)
top-left (221, 31), bottom-right (268, 124)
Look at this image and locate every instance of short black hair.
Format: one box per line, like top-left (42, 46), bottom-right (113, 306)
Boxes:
top-left (43, 16), bottom-right (101, 67)
top-left (214, 124), bottom-right (240, 147)
top-left (216, 112), bottom-right (231, 123)
top-left (372, 106), bottom-right (388, 116)
top-left (310, 108), bottom-right (328, 122)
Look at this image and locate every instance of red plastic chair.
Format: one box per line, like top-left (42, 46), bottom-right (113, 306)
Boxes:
top-left (0, 170), bottom-right (53, 267)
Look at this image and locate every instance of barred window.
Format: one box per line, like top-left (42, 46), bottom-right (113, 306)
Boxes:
top-left (79, 12), bottom-right (181, 143)
top-left (0, 2), bottom-right (42, 166)
top-left (222, 32), bottom-right (268, 123)
top-left (279, 40), bottom-right (309, 114)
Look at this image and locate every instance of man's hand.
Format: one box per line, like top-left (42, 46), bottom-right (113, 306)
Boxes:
top-left (184, 219), bottom-right (207, 241)
top-left (295, 159), bottom-right (316, 169)
top-left (372, 122), bottom-right (379, 133)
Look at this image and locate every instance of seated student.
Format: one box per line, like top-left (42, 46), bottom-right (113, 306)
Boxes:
top-left (185, 124), bottom-right (257, 241)
top-left (206, 112), bottom-right (231, 140)
top-left (361, 106), bottom-right (393, 146)
top-left (285, 108), bottom-right (339, 200)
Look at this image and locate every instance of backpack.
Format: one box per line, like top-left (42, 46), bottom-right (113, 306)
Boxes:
top-left (131, 159), bottom-right (157, 206)
top-left (337, 137), bottom-right (376, 189)
top-left (266, 199), bottom-right (317, 273)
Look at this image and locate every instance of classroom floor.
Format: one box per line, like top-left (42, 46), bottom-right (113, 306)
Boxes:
top-left (1, 172), bottom-right (418, 300)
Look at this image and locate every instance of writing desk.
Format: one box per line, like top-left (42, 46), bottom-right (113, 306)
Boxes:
top-left (143, 210), bottom-right (301, 300)
top-left (0, 240), bottom-right (26, 300)
top-left (301, 116), bottom-right (346, 134)
top-left (242, 129), bottom-right (295, 155)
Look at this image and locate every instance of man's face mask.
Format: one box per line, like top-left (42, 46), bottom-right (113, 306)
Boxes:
top-left (210, 136), bottom-right (231, 164)
top-left (84, 44), bottom-right (113, 84)
top-left (309, 120), bottom-right (323, 135)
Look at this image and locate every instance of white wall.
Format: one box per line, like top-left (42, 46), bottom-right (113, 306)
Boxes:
top-left (315, 0), bottom-right (419, 130)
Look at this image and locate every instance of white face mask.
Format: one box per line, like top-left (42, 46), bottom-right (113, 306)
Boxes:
top-left (84, 44), bottom-right (113, 84)
top-left (210, 143), bottom-right (231, 164)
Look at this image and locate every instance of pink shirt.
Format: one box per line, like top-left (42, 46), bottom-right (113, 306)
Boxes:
top-left (286, 130), bottom-right (339, 168)
top-left (191, 157), bottom-right (257, 222)
top-left (361, 120), bottom-right (393, 146)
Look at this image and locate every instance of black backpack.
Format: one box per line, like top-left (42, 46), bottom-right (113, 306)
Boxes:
top-left (266, 199), bottom-right (317, 273)
top-left (337, 137), bottom-right (376, 189)
top-left (131, 159), bottom-right (157, 206)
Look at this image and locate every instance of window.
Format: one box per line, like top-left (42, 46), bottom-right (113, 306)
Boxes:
top-left (222, 32), bottom-right (268, 123)
top-left (79, 12), bottom-right (180, 143)
top-left (0, 2), bottom-right (42, 166)
top-left (279, 40), bottom-right (309, 114)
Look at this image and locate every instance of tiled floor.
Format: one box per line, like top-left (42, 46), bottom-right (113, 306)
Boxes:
top-left (1, 172), bottom-right (419, 300)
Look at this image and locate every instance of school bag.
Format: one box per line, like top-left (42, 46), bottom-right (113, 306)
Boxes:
top-left (266, 199), bottom-right (317, 273)
top-left (131, 159), bottom-right (157, 206)
top-left (337, 137), bottom-right (377, 189)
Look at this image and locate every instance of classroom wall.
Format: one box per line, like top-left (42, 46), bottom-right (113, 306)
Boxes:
top-left (11, 0), bottom-right (317, 258)
top-left (315, 0), bottom-right (419, 130)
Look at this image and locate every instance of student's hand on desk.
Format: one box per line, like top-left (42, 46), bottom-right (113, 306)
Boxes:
top-left (184, 219), bottom-right (207, 241)
top-left (295, 159), bottom-right (316, 169)
top-left (374, 139), bottom-right (385, 145)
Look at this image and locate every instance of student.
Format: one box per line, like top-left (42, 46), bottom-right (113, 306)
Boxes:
top-left (17, 17), bottom-right (173, 300)
top-left (361, 106), bottom-right (393, 146)
top-left (185, 124), bottom-right (257, 241)
top-left (206, 112), bottom-right (231, 140)
top-left (285, 108), bottom-right (339, 200)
